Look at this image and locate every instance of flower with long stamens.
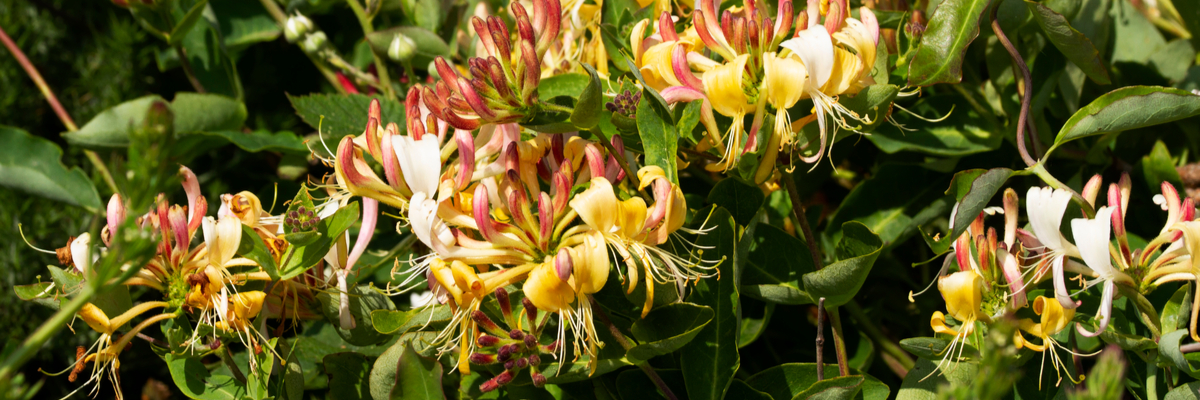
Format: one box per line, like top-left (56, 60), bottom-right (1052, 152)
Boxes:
top-left (1015, 296), bottom-right (1088, 388)
top-left (1071, 206), bottom-right (1124, 337)
top-left (1025, 187), bottom-right (1082, 310)
top-left (67, 301), bottom-right (172, 399)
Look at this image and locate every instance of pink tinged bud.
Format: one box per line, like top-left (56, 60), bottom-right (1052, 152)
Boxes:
top-left (487, 58), bottom-right (515, 102)
top-left (157, 195), bottom-right (173, 259)
top-left (747, 19), bottom-right (760, 49)
top-left (474, 184), bottom-right (501, 242)
top-left (658, 12), bottom-right (679, 42)
top-left (538, 192), bottom-right (553, 248)
top-left (1118, 173), bottom-right (1131, 218)
top-left (442, 107), bottom-right (482, 130)
top-left (179, 166), bottom-right (202, 226)
top-left (1107, 184), bottom-right (1127, 238)
top-left (764, 17), bottom-right (776, 46)
top-left (473, 17), bottom-right (498, 57)
top-left (455, 129), bottom-right (476, 191)
top-left (551, 134), bottom-right (565, 166)
top-left (456, 76), bottom-right (497, 120)
top-left (824, 0), bottom-right (842, 35)
top-left (953, 233), bottom-right (971, 272)
top-left (531, 371), bottom-right (547, 387)
top-left (999, 251), bottom-right (1026, 310)
top-left (106, 194), bottom-right (126, 242)
top-left (606, 136), bottom-right (626, 182)
top-left (521, 40), bottom-right (540, 98)
top-left (169, 206), bottom-right (189, 255)
top-left (584, 145), bottom-right (606, 180)
top-left (1081, 174), bottom-right (1103, 207)
top-left (552, 171), bottom-right (572, 217)
top-left (380, 123), bottom-right (407, 193)
top-left (859, 6), bottom-right (880, 45)
top-left (672, 44), bottom-right (704, 91)
top-left (508, 329), bottom-right (525, 340)
top-left (496, 287), bottom-right (513, 318)
top-left (496, 370), bottom-right (515, 385)
top-left (488, 18), bottom-right (513, 63)
top-left (554, 248), bottom-right (573, 282)
top-left (531, 0), bottom-right (547, 37)
top-left (507, 183), bottom-right (535, 233)
top-left (522, 297), bottom-right (537, 326)
top-left (472, 310), bottom-right (506, 335)
top-left (694, 13), bottom-right (721, 52)
top-left (513, 3), bottom-right (536, 46)
top-left (721, 11), bottom-right (734, 42)
top-left (806, 0), bottom-right (819, 27)
top-left (514, 357), bottom-right (529, 369)
top-left (1002, 188), bottom-right (1018, 248)
top-left (524, 335), bottom-right (537, 350)
top-left (796, 10), bottom-right (809, 33)
top-left (745, 0), bottom-right (758, 20)
top-left (1164, 181), bottom-right (1183, 226)
top-left (1184, 198), bottom-right (1196, 221)
top-left (774, 0), bottom-right (793, 42)
top-left (497, 344), bottom-right (514, 361)
top-left (419, 86), bottom-right (448, 124)
top-left (743, 110), bottom-right (765, 154)
top-left (535, 0), bottom-right (561, 56)
top-left (345, 197), bottom-right (378, 271)
top-left (504, 142), bottom-right (521, 176)
top-left (469, 353), bottom-right (497, 365)
top-left (644, 179), bottom-right (671, 233)
top-left (731, 15), bottom-right (745, 53)
top-left (527, 353), bottom-right (540, 366)
top-left (479, 378), bottom-right (500, 393)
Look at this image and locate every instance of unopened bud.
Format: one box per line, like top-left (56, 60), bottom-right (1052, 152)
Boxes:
top-left (469, 353), bottom-right (497, 365)
top-left (495, 370), bottom-right (514, 385)
top-left (514, 357), bottom-right (528, 369)
top-left (388, 34), bottom-right (417, 62)
top-left (504, 359), bottom-right (516, 370)
top-left (284, 15), bottom-right (314, 43)
top-left (531, 371), bottom-right (547, 387)
top-left (523, 334), bottom-right (537, 348)
top-left (509, 329), bottom-right (525, 340)
top-left (497, 344), bottom-right (513, 362)
top-left (301, 31), bottom-right (328, 54)
top-left (477, 335), bottom-right (502, 347)
top-left (527, 354), bottom-right (541, 366)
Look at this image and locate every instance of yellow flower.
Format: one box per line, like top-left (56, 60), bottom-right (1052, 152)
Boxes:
top-left (762, 52), bottom-right (809, 151)
top-left (1014, 296), bottom-right (1088, 387)
top-left (701, 54), bottom-right (757, 171)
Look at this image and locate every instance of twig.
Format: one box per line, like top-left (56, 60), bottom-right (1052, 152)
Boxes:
top-left (255, 0), bottom-right (347, 94)
top-left (816, 297), bottom-right (826, 381)
top-left (588, 295), bottom-right (679, 400)
top-left (782, 171), bottom-right (822, 269)
top-left (990, 4), bottom-right (1040, 166)
top-left (172, 44), bottom-right (207, 93)
top-left (0, 24), bottom-right (120, 196)
top-left (345, 0), bottom-right (396, 101)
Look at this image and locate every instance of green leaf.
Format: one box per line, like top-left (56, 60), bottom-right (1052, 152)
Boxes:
top-left (1167, 382), bottom-right (1200, 400)
top-left (792, 376), bottom-right (865, 400)
top-left (542, 358), bottom-right (633, 384)
top-left (64, 93), bottom-right (246, 149)
top-left (907, 0), bottom-right (993, 86)
top-left (316, 285), bottom-right (397, 346)
top-left (278, 202), bottom-right (360, 280)
top-left (1140, 140), bottom-right (1185, 193)
top-left (826, 164), bottom-right (946, 249)
top-left (0, 126), bottom-right (102, 211)
top-left (571, 64), bottom-right (604, 129)
top-left (636, 86), bottom-right (680, 184)
top-left (293, 322), bottom-right (397, 389)
top-left (1052, 86), bottom-right (1200, 148)
top-left (706, 178), bottom-right (765, 227)
top-left (169, 0), bottom-right (210, 46)
top-left (171, 93), bottom-right (248, 133)
top-left (370, 305), bottom-right (453, 335)
top-left (802, 222), bottom-right (883, 307)
top-left (212, 0), bottom-right (280, 51)
top-left (369, 342), bottom-right (446, 400)
top-left (1162, 283), bottom-right (1192, 334)
top-left (178, 9), bottom-right (244, 99)
top-left (867, 96), bottom-right (1003, 156)
top-left (177, 130), bottom-right (307, 153)
top-left (738, 302), bottom-right (774, 348)
top-left (745, 363), bottom-right (889, 400)
top-left (935, 168), bottom-right (1014, 254)
top-left (675, 100), bottom-right (704, 143)
top-left (365, 26), bottom-right (451, 67)
top-left (839, 85), bottom-right (900, 133)
top-left (538, 74), bottom-right (592, 101)
top-left (323, 353), bottom-right (372, 400)
top-left (726, 380), bottom-right (773, 400)
top-left (288, 93), bottom-right (406, 141)
top-left (238, 224), bottom-right (279, 279)
top-left (680, 207), bottom-right (739, 400)
top-left (165, 353), bottom-right (247, 399)
top-left (1026, 1), bottom-right (1110, 84)
top-left (14, 282), bottom-right (59, 309)
top-left (742, 224), bottom-right (816, 305)
top-left (896, 358), bottom-right (977, 400)
top-left (626, 303), bottom-right (714, 364)
top-left (899, 337), bottom-right (980, 361)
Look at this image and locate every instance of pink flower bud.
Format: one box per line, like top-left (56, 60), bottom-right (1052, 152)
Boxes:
top-left (774, 0), bottom-right (793, 42)
top-left (455, 129), bottom-right (475, 191)
top-left (106, 194), bottom-right (126, 245)
top-left (474, 184), bottom-right (500, 242)
top-left (478, 334), bottom-right (502, 347)
top-left (658, 12), bottom-right (679, 42)
top-left (554, 247), bottom-right (573, 282)
top-left (470, 353), bottom-right (497, 364)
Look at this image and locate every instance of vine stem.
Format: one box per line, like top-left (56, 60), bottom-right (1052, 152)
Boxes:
top-left (844, 301), bottom-right (915, 376)
top-left (0, 288), bottom-right (95, 388)
top-left (989, 3), bottom-right (1041, 167)
top-left (345, 0), bottom-right (396, 101)
top-left (816, 297), bottom-right (826, 381)
top-left (588, 295), bottom-right (679, 400)
top-left (255, 0), bottom-right (347, 94)
top-left (0, 24), bottom-right (119, 196)
top-left (172, 44), bottom-right (207, 93)
top-left (782, 171), bottom-right (848, 377)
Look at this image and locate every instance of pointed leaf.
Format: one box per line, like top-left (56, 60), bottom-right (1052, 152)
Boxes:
top-left (681, 207), bottom-right (740, 400)
top-left (907, 0), bottom-right (993, 86)
top-left (0, 126), bottom-right (102, 211)
top-left (801, 222), bottom-right (883, 307)
top-left (1053, 86), bottom-right (1200, 148)
top-left (571, 63), bottom-right (604, 129)
top-left (707, 179), bottom-right (765, 227)
top-left (627, 303), bottom-right (714, 363)
top-left (323, 353), bottom-right (372, 400)
top-left (1026, 1), bottom-right (1110, 84)
top-left (169, 0), bottom-right (211, 46)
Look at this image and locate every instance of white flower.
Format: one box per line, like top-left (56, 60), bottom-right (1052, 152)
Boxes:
top-left (1070, 206), bottom-right (1117, 337)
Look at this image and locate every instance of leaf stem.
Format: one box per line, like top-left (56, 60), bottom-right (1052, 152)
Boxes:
top-left (989, 3), bottom-right (1040, 167)
top-left (345, 0), bottom-right (395, 101)
top-left (255, 0), bottom-right (348, 94)
top-left (172, 44), bottom-right (207, 93)
top-left (0, 23), bottom-right (119, 196)
top-left (844, 301), bottom-right (915, 375)
top-left (0, 287), bottom-right (94, 389)
top-left (588, 295), bottom-right (679, 400)
top-left (828, 307), bottom-right (850, 377)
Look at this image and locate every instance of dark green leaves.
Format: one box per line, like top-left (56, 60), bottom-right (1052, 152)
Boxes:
top-left (1026, 1), bottom-right (1110, 84)
top-left (744, 363), bottom-right (889, 400)
top-left (323, 353), bottom-right (372, 400)
top-left (627, 303), bottom-right (714, 363)
top-left (169, 0), bottom-right (210, 46)
top-left (538, 73), bottom-right (591, 101)
top-left (680, 207), bottom-right (739, 400)
top-left (636, 87), bottom-right (680, 184)
top-left (278, 201), bottom-right (360, 280)
top-left (935, 168), bottom-right (1014, 254)
top-left (802, 222), bottom-right (884, 307)
top-left (371, 305), bottom-right (453, 335)
top-left (288, 93), bottom-right (406, 140)
top-left (867, 96), bottom-right (1003, 156)
top-left (165, 353), bottom-right (247, 399)
top-left (907, 0), bottom-right (993, 86)
top-left (316, 285), bottom-right (396, 346)
top-left (742, 224), bottom-right (816, 304)
top-left (1052, 86), bottom-right (1200, 149)
top-left (368, 342), bottom-right (446, 400)
top-left (571, 64), bottom-right (604, 129)
top-left (0, 126), bottom-right (102, 211)
top-left (707, 178), bottom-right (765, 226)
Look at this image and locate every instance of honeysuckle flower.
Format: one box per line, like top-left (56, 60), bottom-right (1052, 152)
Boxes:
top-left (1015, 296), bottom-right (1087, 387)
top-left (67, 301), bottom-right (172, 399)
top-left (1025, 187), bottom-right (1082, 309)
top-left (1071, 206), bottom-right (1123, 337)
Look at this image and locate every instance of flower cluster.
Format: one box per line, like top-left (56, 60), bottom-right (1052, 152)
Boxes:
top-left (923, 174), bottom-right (1198, 387)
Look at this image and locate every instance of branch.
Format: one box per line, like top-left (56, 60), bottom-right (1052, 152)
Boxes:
top-left (989, 4), bottom-right (1040, 167)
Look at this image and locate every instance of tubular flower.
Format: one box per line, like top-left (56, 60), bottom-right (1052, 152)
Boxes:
top-left (1025, 186), bottom-right (1084, 310)
top-left (68, 302), bottom-right (172, 399)
top-left (1015, 296), bottom-right (1087, 387)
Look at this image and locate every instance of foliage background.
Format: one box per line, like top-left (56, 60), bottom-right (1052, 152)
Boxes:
top-left (3, 0), bottom-right (1200, 398)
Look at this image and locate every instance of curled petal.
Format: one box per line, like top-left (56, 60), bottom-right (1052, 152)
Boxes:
top-left (1070, 206), bottom-right (1116, 278)
top-left (455, 129), bottom-right (476, 191)
top-left (781, 28), bottom-right (834, 89)
top-left (658, 12), bottom-right (679, 42)
top-left (1076, 280), bottom-right (1114, 337)
top-left (1051, 256), bottom-right (1080, 309)
top-left (180, 166), bottom-right (202, 227)
top-left (345, 198), bottom-right (378, 271)
top-left (858, 6), bottom-right (879, 46)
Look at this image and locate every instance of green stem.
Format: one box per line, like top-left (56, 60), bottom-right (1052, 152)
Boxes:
top-left (173, 44), bottom-right (207, 93)
top-left (1031, 163), bottom-right (1096, 218)
top-left (0, 288), bottom-right (94, 389)
top-left (845, 301), bottom-right (915, 374)
top-left (0, 24), bottom-right (119, 197)
top-left (255, 0), bottom-right (346, 94)
top-left (588, 295), bottom-right (679, 400)
top-left (828, 306), bottom-right (850, 377)
top-left (1148, 358), bottom-right (1160, 400)
top-left (345, 0), bottom-right (395, 101)
top-left (1121, 285), bottom-right (1162, 339)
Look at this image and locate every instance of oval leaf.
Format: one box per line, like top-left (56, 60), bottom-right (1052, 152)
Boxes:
top-left (570, 63), bottom-right (604, 129)
top-left (1054, 86), bottom-right (1200, 148)
top-left (0, 126), bottom-right (102, 211)
top-left (1026, 1), bottom-right (1110, 84)
top-left (627, 303), bottom-right (714, 364)
top-left (801, 222), bottom-right (883, 307)
top-left (907, 0), bottom-right (993, 86)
